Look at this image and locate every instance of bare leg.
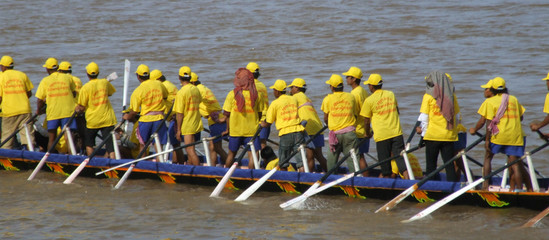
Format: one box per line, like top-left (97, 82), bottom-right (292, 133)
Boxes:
top-left (313, 147), bottom-right (327, 172)
top-left (212, 141), bottom-right (227, 166)
top-left (225, 150), bottom-right (236, 168)
top-left (47, 129), bottom-right (57, 151)
top-left (359, 153), bottom-right (369, 177)
top-left (482, 151), bottom-right (494, 190)
top-left (171, 142), bottom-right (185, 164)
top-left (509, 155), bottom-right (522, 191)
top-left (184, 134), bottom-right (200, 166)
top-left (247, 151), bottom-right (255, 169)
top-left (306, 148), bottom-right (315, 172)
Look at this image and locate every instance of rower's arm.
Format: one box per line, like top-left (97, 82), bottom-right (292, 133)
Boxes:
top-left (531, 114), bottom-right (549, 131)
top-left (469, 115), bottom-right (486, 135)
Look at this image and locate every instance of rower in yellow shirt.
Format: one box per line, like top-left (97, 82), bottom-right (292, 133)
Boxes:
top-left (59, 61), bottom-right (85, 153)
top-left (190, 71), bottom-right (227, 166)
top-left (261, 79), bottom-right (306, 171)
top-left (35, 57), bottom-right (77, 151)
top-left (246, 62), bottom-right (270, 149)
top-left (289, 78), bottom-right (327, 172)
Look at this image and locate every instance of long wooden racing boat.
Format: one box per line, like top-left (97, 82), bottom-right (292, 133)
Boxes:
top-left (1, 148), bottom-right (548, 211)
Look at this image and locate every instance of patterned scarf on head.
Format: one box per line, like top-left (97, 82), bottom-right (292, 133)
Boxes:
top-left (425, 70), bottom-right (455, 130)
top-left (233, 68), bottom-right (257, 112)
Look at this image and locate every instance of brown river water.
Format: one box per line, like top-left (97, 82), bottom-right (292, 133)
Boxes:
top-left (1, 0), bottom-right (549, 239)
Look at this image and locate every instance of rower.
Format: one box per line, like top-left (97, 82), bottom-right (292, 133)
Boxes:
top-left (321, 74), bottom-right (360, 174)
top-left (0, 55), bottom-right (35, 150)
top-left (172, 67), bottom-right (203, 166)
top-left (530, 72), bottom-right (549, 133)
top-left (59, 61), bottom-right (85, 154)
top-left (123, 64), bottom-right (168, 160)
top-left (75, 62), bottom-right (118, 158)
top-left (36, 57), bottom-right (77, 152)
top-left (343, 66), bottom-right (370, 176)
top-left (246, 62), bottom-right (270, 150)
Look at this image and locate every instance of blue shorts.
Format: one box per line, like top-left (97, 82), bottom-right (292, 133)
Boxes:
top-left (209, 123), bottom-right (227, 143)
top-left (47, 117), bottom-right (77, 131)
top-left (168, 120), bottom-right (201, 145)
top-left (310, 133), bottom-right (325, 148)
top-left (138, 120), bottom-right (168, 145)
top-left (259, 126), bottom-right (271, 140)
top-left (454, 132), bottom-right (467, 150)
top-left (228, 136), bottom-right (260, 153)
top-left (490, 137), bottom-right (526, 157)
top-left (357, 138), bottom-right (370, 154)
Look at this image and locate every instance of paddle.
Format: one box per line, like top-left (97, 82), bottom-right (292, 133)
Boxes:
top-left (114, 107), bottom-right (173, 189)
top-left (520, 206), bottom-right (549, 228)
top-left (279, 141), bottom-right (424, 209)
top-left (234, 125), bottom-right (328, 202)
top-left (94, 135), bottom-right (221, 176)
top-left (122, 59), bottom-right (130, 132)
top-left (403, 121), bottom-right (421, 179)
top-left (0, 106), bottom-right (45, 148)
top-left (62, 120), bottom-right (126, 184)
top-left (375, 133), bottom-right (485, 213)
top-left (27, 112), bottom-right (77, 181)
top-left (403, 140), bottom-right (549, 223)
top-left (209, 125), bottom-right (262, 197)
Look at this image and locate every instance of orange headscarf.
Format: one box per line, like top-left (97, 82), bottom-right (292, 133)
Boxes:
top-left (233, 68), bottom-right (258, 112)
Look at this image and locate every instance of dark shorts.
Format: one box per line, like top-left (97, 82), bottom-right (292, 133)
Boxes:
top-left (259, 126), bottom-right (271, 140)
top-left (357, 137), bottom-right (370, 154)
top-left (85, 126), bottom-right (115, 152)
top-left (454, 132), bottom-right (467, 150)
top-left (228, 136), bottom-right (260, 153)
top-left (376, 135), bottom-right (405, 176)
top-left (490, 137), bottom-right (526, 157)
top-left (47, 117), bottom-right (77, 131)
top-left (168, 120), bottom-right (200, 145)
top-left (138, 120), bottom-right (167, 145)
top-left (209, 123), bottom-right (227, 143)
top-left (311, 133), bottom-right (325, 148)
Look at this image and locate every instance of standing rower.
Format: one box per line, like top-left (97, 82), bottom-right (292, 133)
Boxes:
top-left (530, 72), bottom-right (549, 133)
top-left (59, 61), bottom-right (85, 154)
top-left (246, 62), bottom-right (270, 150)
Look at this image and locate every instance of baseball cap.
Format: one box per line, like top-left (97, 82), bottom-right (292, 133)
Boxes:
top-left (0, 55), bottom-right (14, 67)
top-left (179, 66), bottom-right (191, 77)
top-left (270, 79), bottom-right (287, 91)
top-left (543, 72), bottom-right (549, 81)
top-left (364, 73), bottom-right (383, 85)
top-left (190, 72), bottom-right (198, 82)
top-left (59, 61), bottom-right (72, 71)
top-left (491, 77), bottom-right (506, 90)
top-left (480, 80), bottom-right (493, 89)
top-left (150, 69), bottom-right (163, 80)
top-left (43, 57), bottom-right (58, 69)
top-left (135, 64), bottom-right (150, 77)
top-left (246, 62), bottom-right (260, 72)
top-left (86, 62), bottom-right (99, 75)
top-left (288, 78), bottom-right (306, 88)
top-left (325, 74), bottom-right (343, 88)
top-left (342, 66), bottom-right (363, 79)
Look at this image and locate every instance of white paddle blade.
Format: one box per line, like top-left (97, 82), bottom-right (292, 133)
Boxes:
top-left (210, 163), bottom-right (238, 197)
top-left (63, 158), bottom-right (90, 184)
top-left (106, 72), bottom-right (118, 81)
top-left (279, 181), bottom-right (321, 209)
top-left (114, 163), bottom-right (135, 189)
top-left (520, 206), bottom-right (549, 228)
top-left (27, 153), bottom-right (50, 180)
top-left (235, 167), bottom-right (279, 202)
top-left (376, 184), bottom-right (418, 213)
top-left (403, 178), bottom-right (484, 223)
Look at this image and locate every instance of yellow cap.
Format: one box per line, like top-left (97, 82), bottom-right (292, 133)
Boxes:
top-left (179, 66), bottom-right (191, 77)
top-left (325, 74), bottom-right (343, 88)
top-left (288, 78), bottom-right (306, 88)
top-left (445, 73), bottom-right (452, 82)
top-left (491, 77), bottom-right (506, 90)
top-left (342, 66), bottom-right (363, 79)
top-left (43, 57), bottom-right (58, 69)
top-left (364, 73), bottom-right (383, 85)
top-left (543, 72), bottom-right (549, 81)
top-left (0, 55), bottom-right (14, 67)
top-left (246, 62), bottom-right (260, 72)
top-left (86, 62), bottom-right (99, 75)
top-left (59, 61), bottom-right (72, 71)
top-left (270, 79), bottom-right (287, 91)
top-left (135, 64), bottom-right (150, 77)
top-left (190, 72), bottom-right (198, 82)
top-left (150, 69), bottom-right (163, 80)
top-left (480, 79), bottom-right (493, 89)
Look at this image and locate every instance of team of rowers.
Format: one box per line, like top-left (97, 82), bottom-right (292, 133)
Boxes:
top-left (1, 55), bottom-right (548, 192)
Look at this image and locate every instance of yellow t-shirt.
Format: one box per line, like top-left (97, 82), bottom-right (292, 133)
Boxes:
top-left (196, 84), bottom-right (223, 126)
top-left (419, 94), bottom-right (460, 142)
top-left (77, 78), bottom-right (117, 129)
top-left (478, 94), bottom-right (525, 146)
top-left (321, 92), bottom-right (358, 131)
top-left (35, 72), bottom-right (76, 120)
top-left (360, 89), bottom-right (403, 142)
top-left (255, 79), bottom-right (269, 120)
top-left (222, 90), bottom-right (264, 137)
top-left (265, 158), bottom-right (296, 171)
top-left (293, 92), bottom-right (323, 136)
top-left (72, 75), bottom-right (82, 106)
top-left (265, 94), bottom-right (305, 136)
top-left (0, 69), bottom-right (34, 117)
top-left (129, 79), bottom-right (168, 122)
top-left (543, 93), bottom-right (549, 114)
top-left (350, 86), bottom-right (369, 138)
top-left (173, 84), bottom-right (203, 135)
top-left (161, 80), bottom-right (178, 110)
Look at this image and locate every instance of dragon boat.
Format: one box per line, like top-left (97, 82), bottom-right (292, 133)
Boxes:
top-left (1, 148), bottom-right (548, 211)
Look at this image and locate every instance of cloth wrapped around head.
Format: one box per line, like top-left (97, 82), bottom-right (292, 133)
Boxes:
top-left (233, 68), bottom-right (258, 112)
top-left (425, 70), bottom-right (454, 130)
